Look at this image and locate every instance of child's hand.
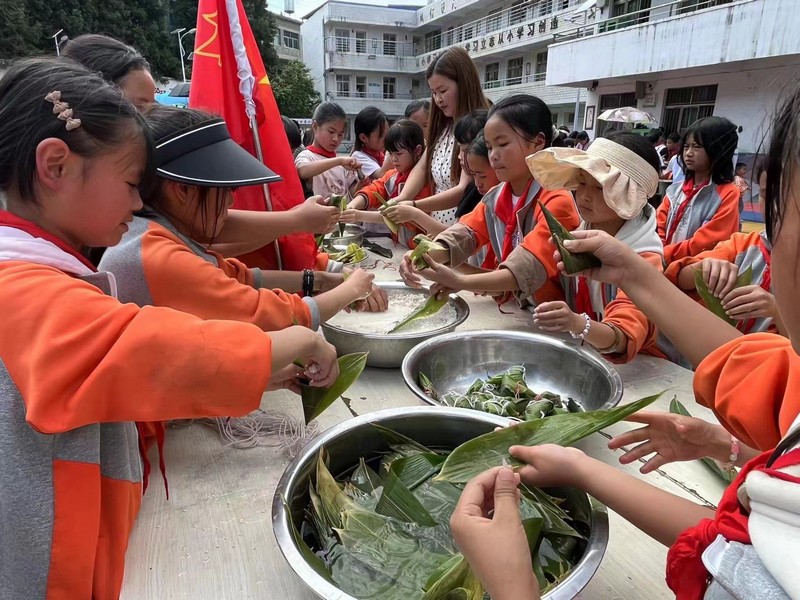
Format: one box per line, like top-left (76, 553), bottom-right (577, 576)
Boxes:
top-left (700, 258), bottom-right (740, 298)
top-left (553, 230), bottom-right (642, 286)
top-left (399, 254), bottom-right (424, 289)
top-left (417, 254), bottom-right (463, 291)
top-left (339, 156), bottom-right (362, 171)
top-left (343, 268), bottom-right (375, 301)
top-left (347, 194), bottom-right (368, 210)
top-left (294, 330), bottom-right (340, 388)
top-left (722, 284), bottom-right (776, 320)
top-left (355, 284), bottom-right (389, 313)
top-left (533, 301), bottom-right (583, 333)
top-left (450, 467), bottom-right (539, 600)
top-left (382, 202), bottom-right (419, 224)
top-left (339, 208), bottom-right (361, 224)
top-left (431, 283), bottom-right (456, 301)
top-left (292, 196), bottom-right (340, 234)
top-left (509, 444), bottom-right (588, 489)
top-left (266, 363), bottom-right (304, 394)
top-left (608, 412), bottom-right (731, 473)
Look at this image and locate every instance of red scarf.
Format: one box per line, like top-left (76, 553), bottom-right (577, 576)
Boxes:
top-left (360, 147), bottom-right (385, 168)
top-left (574, 277), bottom-right (601, 322)
top-left (482, 180), bottom-right (534, 269)
top-left (0, 210), bottom-right (97, 271)
top-left (666, 447), bottom-right (800, 599)
top-left (306, 144), bottom-right (337, 158)
top-left (666, 179), bottom-right (710, 244)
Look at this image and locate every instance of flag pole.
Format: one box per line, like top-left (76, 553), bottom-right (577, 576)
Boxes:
top-left (226, 0), bottom-right (283, 269)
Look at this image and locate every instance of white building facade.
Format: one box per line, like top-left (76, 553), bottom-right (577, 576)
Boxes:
top-left (300, 0), bottom-right (593, 140)
top-left (545, 0), bottom-right (800, 154)
top-left (273, 12), bottom-right (304, 63)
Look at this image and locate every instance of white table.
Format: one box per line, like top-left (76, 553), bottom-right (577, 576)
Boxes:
top-left (121, 243), bottom-right (728, 599)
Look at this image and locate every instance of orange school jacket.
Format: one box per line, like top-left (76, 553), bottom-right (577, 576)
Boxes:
top-left (694, 333), bottom-right (800, 451)
top-left (656, 181), bottom-right (740, 264)
top-left (665, 230), bottom-right (774, 334)
top-left (465, 185), bottom-right (578, 304)
top-left (0, 218), bottom-right (272, 599)
top-left (99, 208), bottom-right (319, 332)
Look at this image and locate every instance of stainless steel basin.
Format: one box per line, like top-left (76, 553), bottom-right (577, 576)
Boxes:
top-left (324, 224), bottom-right (365, 251)
top-left (402, 330), bottom-right (623, 412)
top-left (321, 282), bottom-right (470, 368)
top-left (272, 406), bottom-right (609, 600)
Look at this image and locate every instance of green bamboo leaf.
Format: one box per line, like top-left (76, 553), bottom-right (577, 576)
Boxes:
top-left (423, 554), bottom-right (462, 591)
top-left (372, 193), bottom-right (401, 234)
top-left (280, 494), bottom-right (335, 583)
top-left (351, 458), bottom-right (383, 496)
top-left (315, 233), bottom-right (325, 248)
top-left (522, 516), bottom-right (546, 562)
top-left (436, 392), bottom-right (665, 483)
top-left (669, 398), bottom-right (737, 483)
top-left (330, 194), bottom-right (348, 236)
top-left (301, 352), bottom-right (369, 423)
top-left (373, 423), bottom-right (437, 454)
top-left (375, 470), bottom-right (438, 527)
top-left (315, 451), bottom-right (355, 529)
top-left (388, 453), bottom-right (446, 490)
top-left (419, 372), bottom-right (439, 400)
top-left (389, 294), bottom-right (448, 333)
top-left (410, 235), bottom-right (447, 270)
top-left (538, 201), bottom-right (601, 275)
top-left (421, 554), bottom-right (483, 600)
top-left (525, 399), bottom-right (555, 421)
top-left (693, 266), bottom-right (753, 326)
top-left (331, 242), bottom-right (367, 264)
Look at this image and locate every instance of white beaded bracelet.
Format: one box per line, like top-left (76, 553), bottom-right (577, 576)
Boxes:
top-left (570, 312), bottom-right (591, 340)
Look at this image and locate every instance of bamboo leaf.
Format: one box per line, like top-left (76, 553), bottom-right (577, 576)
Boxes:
top-left (409, 235), bottom-right (447, 270)
top-left (373, 423), bottom-right (438, 454)
top-left (522, 517), bottom-right (546, 562)
top-left (375, 470), bottom-right (438, 527)
top-left (351, 458), bottom-right (383, 496)
top-left (693, 266), bottom-right (753, 326)
top-left (423, 554), bottom-right (463, 591)
top-left (538, 201), bottom-right (601, 275)
top-left (419, 372), bottom-right (439, 400)
top-left (389, 294), bottom-right (449, 333)
top-left (301, 352), bottom-right (369, 423)
top-left (373, 193), bottom-right (401, 234)
top-left (421, 554), bottom-right (484, 600)
top-left (388, 453), bottom-right (446, 490)
top-left (669, 398), bottom-right (737, 483)
top-left (280, 494), bottom-right (336, 583)
top-left (436, 393), bottom-right (665, 483)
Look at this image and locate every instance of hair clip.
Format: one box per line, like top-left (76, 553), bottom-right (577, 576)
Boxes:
top-left (45, 91), bottom-right (82, 131)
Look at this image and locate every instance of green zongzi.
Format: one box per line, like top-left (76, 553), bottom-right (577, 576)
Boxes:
top-left (538, 201), bottom-right (600, 274)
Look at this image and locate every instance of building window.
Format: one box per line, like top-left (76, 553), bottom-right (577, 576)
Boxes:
top-left (355, 76), bottom-right (367, 98)
top-left (463, 25), bottom-right (474, 40)
top-left (274, 30), bottom-right (281, 47)
top-left (560, 0), bottom-right (570, 8)
top-left (510, 0), bottom-right (527, 24)
top-left (424, 30), bottom-right (441, 53)
top-left (534, 50), bottom-right (548, 79)
top-left (507, 57), bottom-right (524, 85)
top-left (485, 62), bottom-right (500, 88)
top-left (677, 0), bottom-right (733, 15)
top-left (539, 0), bottom-right (554, 16)
top-left (383, 33), bottom-right (397, 56)
top-left (335, 28), bottom-right (350, 52)
top-left (662, 85), bottom-right (718, 135)
top-left (355, 30), bottom-right (367, 53)
top-left (383, 77), bottom-right (396, 99)
top-left (601, 0), bottom-right (652, 32)
top-left (486, 9), bottom-right (503, 33)
top-left (335, 74), bottom-right (350, 97)
top-left (282, 31), bottom-right (300, 50)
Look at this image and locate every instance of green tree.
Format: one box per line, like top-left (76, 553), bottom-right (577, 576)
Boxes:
top-left (0, 3), bottom-right (38, 58)
top-left (271, 60), bottom-right (320, 119)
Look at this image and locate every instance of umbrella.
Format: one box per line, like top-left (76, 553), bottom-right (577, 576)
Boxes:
top-left (598, 107), bottom-right (658, 125)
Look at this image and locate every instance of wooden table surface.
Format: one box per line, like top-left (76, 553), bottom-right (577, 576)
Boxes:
top-left (121, 242), bottom-right (727, 599)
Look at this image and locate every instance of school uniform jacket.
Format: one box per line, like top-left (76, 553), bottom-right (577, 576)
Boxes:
top-left (656, 181), bottom-right (740, 264)
top-left (562, 205), bottom-right (666, 363)
top-left (435, 181), bottom-right (579, 304)
top-left (0, 216), bottom-right (272, 599)
top-left (99, 208), bottom-right (321, 332)
top-left (665, 231), bottom-right (774, 334)
top-left (362, 168), bottom-right (433, 248)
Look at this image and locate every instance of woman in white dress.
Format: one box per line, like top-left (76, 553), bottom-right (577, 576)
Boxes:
top-left (385, 47), bottom-right (490, 228)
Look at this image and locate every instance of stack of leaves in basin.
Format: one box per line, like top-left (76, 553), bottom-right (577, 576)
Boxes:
top-left (284, 393), bottom-right (663, 599)
top-left (330, 243), bottom-right (367, 264)
top-left (420, 365), bottom-right (580, 421)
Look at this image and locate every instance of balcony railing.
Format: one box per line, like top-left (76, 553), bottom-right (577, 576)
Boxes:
top-left (326, 37), bottom-right (418, 71)
top-left (483, 71), bottom-right (546, 90)
top-left (326, 36), bottom-right (415, 57)
top-left (417, 0), bottom-right (582, 29)
top-left (328, 93), bottom-right (426, 115)
top-left (481, 76), bottom-right (580, 106)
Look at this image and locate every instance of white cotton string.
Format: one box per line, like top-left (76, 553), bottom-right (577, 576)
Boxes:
top-left (195, 410), bottom-right (320, 456)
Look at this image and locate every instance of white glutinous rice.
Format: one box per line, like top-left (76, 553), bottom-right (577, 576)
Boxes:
top-left (327, 291), bottom-right (457, 335)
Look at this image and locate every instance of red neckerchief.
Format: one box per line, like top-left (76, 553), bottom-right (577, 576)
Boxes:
top-left (666, 179), bottom-right (710, 243)
top-left (0, 210), bottom-right (97, 271)
top-left (574, 277), bottom-right (600, 322)
top-left (495, 179), bottom-right (535, 262)
top-left (306, 144), bottom-right (337, 158)
top-left (740, 237), bottom-right (772, 334)
top-left (666, 446), bottom-right (800, 599)
top-left (361, 147), bottom-right (385, 167)
top-left (392, 170), bottom-right (409, 193)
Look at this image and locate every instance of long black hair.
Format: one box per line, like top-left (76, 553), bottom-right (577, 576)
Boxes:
top-left (487, 94), bottom-right (553, 148)
top-left (765, 87), bottom-right (800, 242)
top-left (454, 109), bottom-right (488, 146)
top-left (62, 33), bottom-right (150, 84)
top-left (404, 99), bottom-right (430, 118)
top-left (678, 116), bottom-right (738, 184)
top-left (385, 119), bottom-right (424, 154)
top-left (141, 105), bottom-right (228, 242)
top-left (353, 106), bottom-right (388, 152)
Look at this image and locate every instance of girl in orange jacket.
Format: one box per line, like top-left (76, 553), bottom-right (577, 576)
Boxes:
top-left (0, 58), bottom-right (339, 600)
top-left (656, 116), bottom-right (741, 265)
top-left (399, 94), bottom-right (578, 304)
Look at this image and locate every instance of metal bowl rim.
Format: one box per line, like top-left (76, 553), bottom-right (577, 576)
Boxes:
top-left (400, 329), bottom-right (624, 411)
top-left (320, 282), bottom-right (470, 340)
top-left (271, 405), bottom-right (609, 600)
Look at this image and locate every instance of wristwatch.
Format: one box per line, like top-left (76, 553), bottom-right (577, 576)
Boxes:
top-left (302, 269), bottom-right (315, 297)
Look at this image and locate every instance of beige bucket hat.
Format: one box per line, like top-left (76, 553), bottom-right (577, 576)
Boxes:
top-left (526, 137), bottom-right (659, 219)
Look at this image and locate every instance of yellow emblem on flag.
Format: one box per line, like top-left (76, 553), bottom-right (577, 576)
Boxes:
top-left (259, 74), bottom-right (270, 86)
top-left (195, 11), bottom-right (222, 67)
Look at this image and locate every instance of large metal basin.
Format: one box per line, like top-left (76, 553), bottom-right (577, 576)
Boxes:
top-left (324, 224), bottom-right (365, 251)
top-left (321, 282), bottom-right (470, 368)
top-left (272, 407), bottom-right (609, 600)
top-left (402, 330), bottom-right (623, 412)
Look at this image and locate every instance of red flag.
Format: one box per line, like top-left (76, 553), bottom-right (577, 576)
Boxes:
top-left (189, 0), bottom-right (317, 270)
